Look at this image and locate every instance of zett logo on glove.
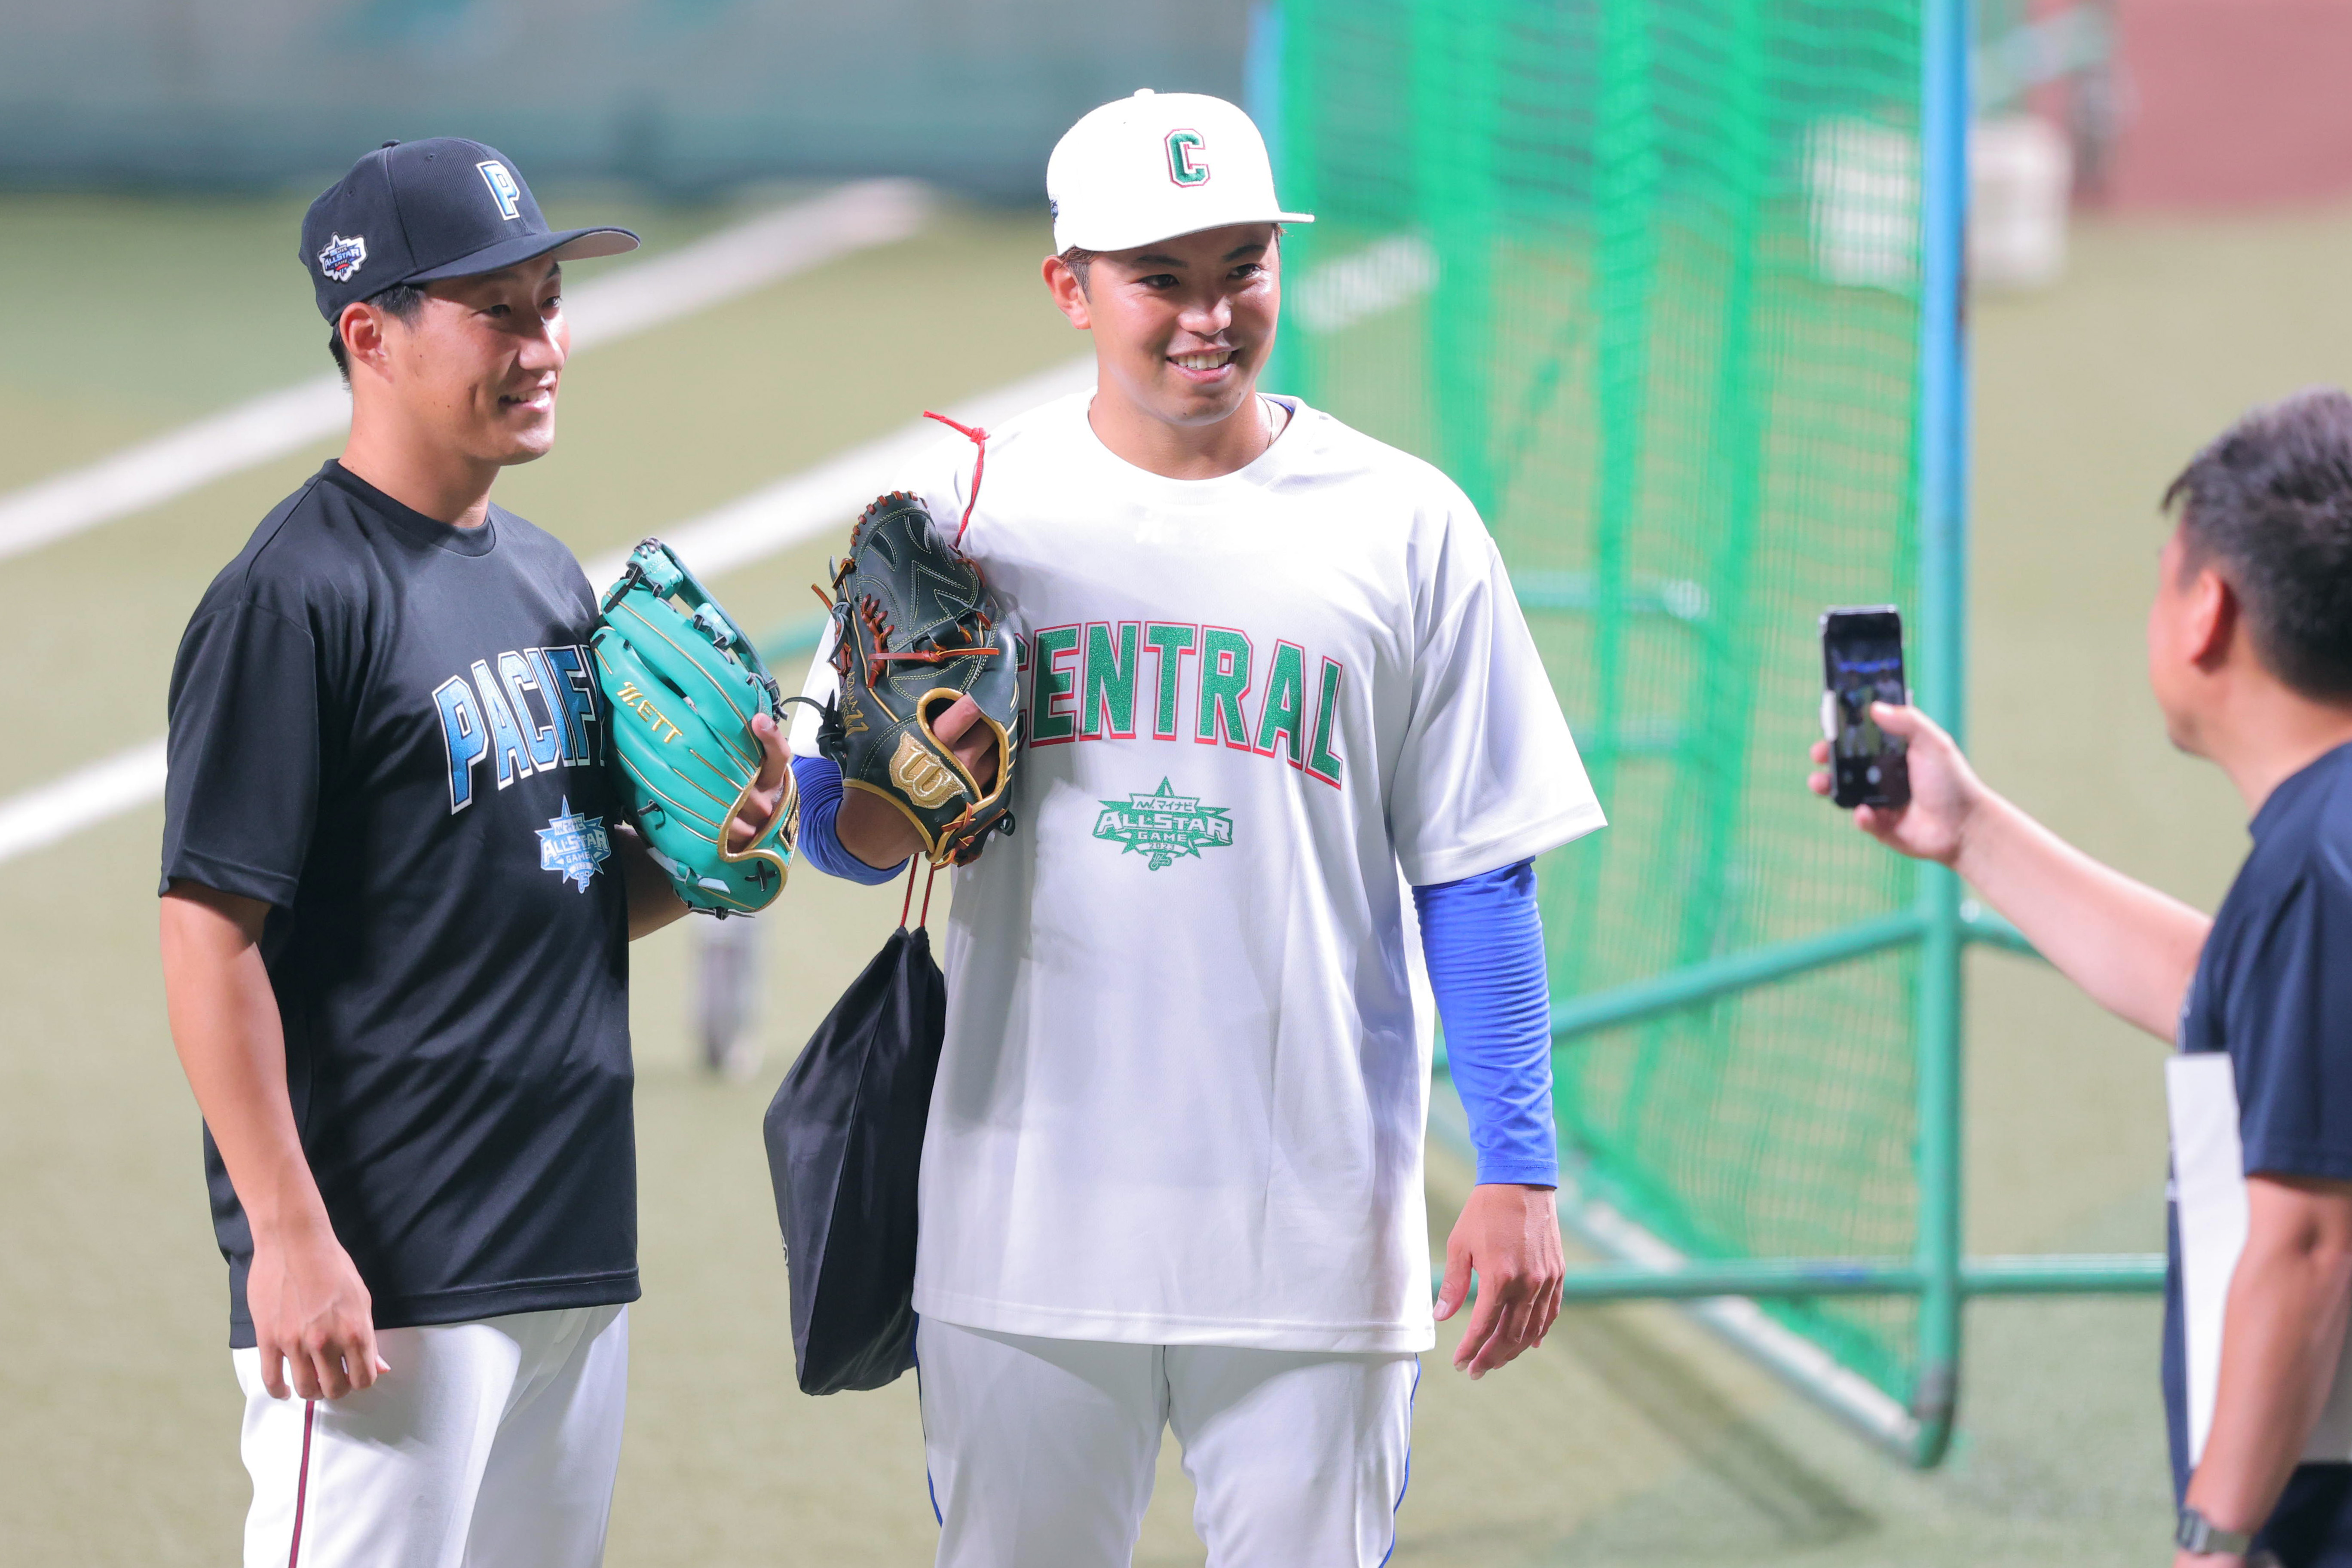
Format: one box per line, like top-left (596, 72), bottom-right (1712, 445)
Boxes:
top-left (613, 680), bottom-right (683, 745)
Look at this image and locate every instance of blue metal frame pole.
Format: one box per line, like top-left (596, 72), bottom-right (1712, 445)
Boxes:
top-left (1911, 0), bottom-right (1974, 1470)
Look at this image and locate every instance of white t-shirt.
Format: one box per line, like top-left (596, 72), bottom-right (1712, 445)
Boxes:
top-left (791, 390), bottom-right (1604, 1353)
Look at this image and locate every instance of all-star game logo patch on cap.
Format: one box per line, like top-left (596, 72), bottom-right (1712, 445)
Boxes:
top-left (299, 138), bottom-right (639, 322)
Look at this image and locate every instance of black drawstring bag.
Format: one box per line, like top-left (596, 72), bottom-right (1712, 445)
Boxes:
top-left (762, 887), bottom-right (946, 1395)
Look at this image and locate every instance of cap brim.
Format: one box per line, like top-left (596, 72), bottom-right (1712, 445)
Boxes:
top-left (1064, 210), bottom-right (1314, 254)
top-left (407, 226), bottom-right (641, 284)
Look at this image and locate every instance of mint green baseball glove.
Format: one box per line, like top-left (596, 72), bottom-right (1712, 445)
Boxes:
top-left (591, 539), bottom-right (797, 916)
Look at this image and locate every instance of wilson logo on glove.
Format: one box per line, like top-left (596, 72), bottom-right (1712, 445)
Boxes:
top-left (889, 734), bottom-right (965, 809)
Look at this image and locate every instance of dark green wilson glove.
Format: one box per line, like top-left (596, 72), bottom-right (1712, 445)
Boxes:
top-left (810, 492), bottom-right (1017, 867)
top-left (592, 539), bottom-right (797, 916)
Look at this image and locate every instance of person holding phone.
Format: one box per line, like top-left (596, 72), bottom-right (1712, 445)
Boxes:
top-left (1812, 387), bottom-right (2352, 1568)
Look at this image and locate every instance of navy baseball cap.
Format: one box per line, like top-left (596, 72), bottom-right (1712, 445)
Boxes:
top-left (301, 138), bottom-right (639, 322)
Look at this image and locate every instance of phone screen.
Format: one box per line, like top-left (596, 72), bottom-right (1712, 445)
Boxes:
top-left (1820, 606), bottom-right (1910, 809)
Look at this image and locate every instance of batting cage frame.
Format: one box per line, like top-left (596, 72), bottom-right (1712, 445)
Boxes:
top-left (1252, 0), bottom-right (2164, 1468)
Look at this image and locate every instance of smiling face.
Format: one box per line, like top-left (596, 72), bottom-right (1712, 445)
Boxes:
top-left (342, 255), bottom-right (569, 466)
top-left (1045, 222), bottom-right (1280, 432)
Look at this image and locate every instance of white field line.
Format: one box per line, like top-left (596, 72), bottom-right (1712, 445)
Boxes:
top-left (0, 355), bottom-right (1094, 870)
top-left (1424, 1080), bottom-right (1917, 1452)
top-left (0, 180), bottom-right (931, 566)
top-left (0, 738), bottom-right (169, 867)
top-left (582, 355), bottom-right (1093, 584)
top-left (1559, 1179), bottom-right (1920, 1450)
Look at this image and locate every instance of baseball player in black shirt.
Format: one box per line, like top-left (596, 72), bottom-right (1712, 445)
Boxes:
top-left (157, 141), bottom-right (789, 1568)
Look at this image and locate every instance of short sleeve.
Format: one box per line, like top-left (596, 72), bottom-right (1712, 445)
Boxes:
top-left (2232, 868), bottom-right (2352, 1183)
top-left (159, 603), bottom-right (322, 907)
top-left (1389, 508), bottom-right (1605, 887)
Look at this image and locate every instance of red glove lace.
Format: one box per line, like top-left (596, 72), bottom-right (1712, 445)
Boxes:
top-left (922, 411), bottom-right (989, 547)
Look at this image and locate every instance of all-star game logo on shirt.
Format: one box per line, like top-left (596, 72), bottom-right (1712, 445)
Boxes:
top-left (1093, 778), bottom-right (1234, 870)
top-left (538, 798), bottom-right (612, 891)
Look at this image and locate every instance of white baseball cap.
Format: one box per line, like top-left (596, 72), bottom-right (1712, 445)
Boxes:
top-left (1047, 89), bottom-right (1315, 254)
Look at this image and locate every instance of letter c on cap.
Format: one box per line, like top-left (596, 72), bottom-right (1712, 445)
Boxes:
top-left (1165, 130), bottom-right (1210, 187)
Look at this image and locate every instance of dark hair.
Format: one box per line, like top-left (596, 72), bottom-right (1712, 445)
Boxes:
top-left (327, 282), bottom-right (428, 381)
top-left (2164, 386), bottom-right (2352, 701)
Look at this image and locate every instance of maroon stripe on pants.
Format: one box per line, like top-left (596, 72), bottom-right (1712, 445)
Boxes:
top-left (287, 1399), bottom-right (318, 1568)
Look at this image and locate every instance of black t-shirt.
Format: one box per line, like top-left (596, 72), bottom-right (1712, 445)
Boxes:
top-left (162, 461), bottom-right (637, 1347)
top-left (2163, 741), bottom-right (2352, 1516)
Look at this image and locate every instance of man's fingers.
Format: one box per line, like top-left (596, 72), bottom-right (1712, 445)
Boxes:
top-left (750, 712), bottom-right (790, 790)
top-left (259, 1344), bottom-right (291, 1401)
top-left (931, 696), bottom-right (1001, 791)
top-left (1452, 1314), bottom-right (1497, 1373)
top-left (1434, 1244), bottom-right (1472, 1322)
top-left (310, 1339), bottom-right (352, 1401)
top-left (1452, 1277), bottom-right (1509, 1372)
top-left (962, 729), bottom-right (999, 770)
top-left (287, 1346), bottom-right (324, 1402)
top-left (726, 714), bottom-right (793, 851)
top-left (1807, 769), bottom-right (1832, 797)
top-left (1868, 700), bottom-right (1930, 738)
top-left (1465, 1310), bottom-right (1510, 1375)
top-left (953, 730), bottom-right (999, 786)
top-left (1470, 1292), bottom-right (1538, 1376)
top-left (345, 1326), bottom-right (384, 1392)
top-left (318, 1356), bottom-right (351, 1401)
top-left (1809, 738), bottom-right (1830, 765)
top-left (1525, 1279), bottom-right (1561, 1352)
top-left (1853, 803), bottom-right (1905, 839)
top-left (932, 695), bottom-right (983, 745)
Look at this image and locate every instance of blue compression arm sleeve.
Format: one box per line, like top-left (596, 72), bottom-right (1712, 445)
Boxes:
top-left (1413, 859), bottom-right (1559, 1187)
top-left (790, 754), bottom-right (908, 886)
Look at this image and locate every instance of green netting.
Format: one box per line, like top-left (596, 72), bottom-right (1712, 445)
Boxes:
top-left (1272, 0), bottom-right (1928, 1403)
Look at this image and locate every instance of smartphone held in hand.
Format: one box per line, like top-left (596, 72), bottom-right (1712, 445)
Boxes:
top-left (1820, 606), bottom-right (1911, 810)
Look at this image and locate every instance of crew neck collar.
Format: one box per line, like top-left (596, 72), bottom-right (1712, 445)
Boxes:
top-left (2251, 738), bottom-right (2352, 839)
top-left (318, 460), bottom-right (499, 557)
top-left (1074, 393), bottom-right (1306, 491)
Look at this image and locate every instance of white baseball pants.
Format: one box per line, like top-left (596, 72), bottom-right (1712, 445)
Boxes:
top-left (232, 1303), bottom-right (628, 1568)
top-left (915, 1317), bottom-right (1419, 1568)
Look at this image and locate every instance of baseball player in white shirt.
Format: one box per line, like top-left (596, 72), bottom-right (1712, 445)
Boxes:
top-left (789, 89), bottom-right (1605, 1566)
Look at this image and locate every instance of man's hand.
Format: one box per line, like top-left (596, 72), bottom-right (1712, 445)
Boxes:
top-left (932, 695), bottom-right (1002, 795)
top-left (725, 711), bottom-right (793, 853)
top-left (619, 711), bottom-right (794, 936)
top-left (247, 1218), bottom-right (387, 1401)
top-left (1807, 701), bottom-right (1985, 864)
top-left (836, 694), bottom-right (1001, 869)
top-left (1436, 1183), bottom-right (1565, 1378)
top-left (1803, 699), bottom-right (2208, 1040)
